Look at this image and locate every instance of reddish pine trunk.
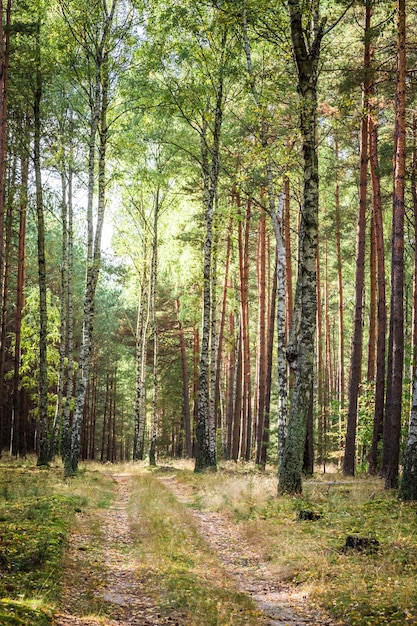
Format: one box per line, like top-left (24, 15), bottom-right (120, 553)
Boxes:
top-left (343, 1), bottom-right (371, 476)
top-left (232, 328), bottom-right (243, 461)
top-left (368, 106), bottom-right (386, 475)
top-left (367, 211), bottom-right (377, 382)
top-left (382, 0), bottom-right (406, 489)
top-left (226, 309), bottom-right (236, 459)
top-left (260, 251), bottom-right (277, 469)
top-left (255, 211), bottom-right (267, 466)
top-left (215, 218), bottom-right (232, 431)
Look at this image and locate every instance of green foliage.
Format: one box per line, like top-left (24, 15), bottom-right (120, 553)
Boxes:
top-left (0, 462), bottom-right (114, 626)
top-left (12, 288), bottom-right (61, 420)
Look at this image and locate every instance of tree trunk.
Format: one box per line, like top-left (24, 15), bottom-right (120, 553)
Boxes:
top-left (133, 258), bottom-right (149, 461)
top-left (149, 190), bottom-right (159, 467)
top-left (12, 138), bottom-right (28, 457)
top-left (368, 104), bottom-right (386, 475)
top-left (34, 22), bottom-right (49, 467)
top-left (61, 158), bottom-right (74, 464)
top-left (215, 217), bottom-right (232, 435)
top-left (0, 0), bottom-right (11, 436)
top-left (382, 0), bottom-right (406, 489)
top-left (278, 1), bottom-right (323, 494)
top-left (176, 299), bottom-right (192, 457)
top-left (226, 308), bottom-right (236, 459)
top-left (194, 30), bottom-right (227, 470)
top-left (367, 206), bottom-right (377, 382)
top-left (232, 326), bottom-right (243, 461)
top-left (0, 0), bottom-right (11, 338)
top-left (0, 155), bottom-right (14, 454)
top-left (284, 176), bottom-right (293, 341)
top-left (316, 237), bottom-right (324, 465)
top-left (50, 166), bottom-right (69, 459)
top-left (334, 135), bottom-right (345, 460)
top-left (260, 251), bottom-right (277, 469)
top-left (343, 1), bottom-right (371, 477)
top-left (400, 367), bottom-right (417, 500)
top-left (255, 211), bottom-right (267, 466)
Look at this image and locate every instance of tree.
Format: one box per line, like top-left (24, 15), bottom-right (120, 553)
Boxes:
top-left (62, 0), bottom-right (126, 474)
top-left (277, 0), bottom-right (324, 494)
top-left (33, 16), bottom-right (49, 466)
top-left (382, 0), bottom-right (406, 490)
top-left (343, 0), bottom-right (372, 477)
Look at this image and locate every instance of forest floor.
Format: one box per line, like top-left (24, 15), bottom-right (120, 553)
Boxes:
top-left (52, 469), bottom-right (334, 626)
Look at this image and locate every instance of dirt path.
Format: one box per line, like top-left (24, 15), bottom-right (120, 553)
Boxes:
top-left (54, 472), bottom-right (334, 626)
top-left (159, 475), bottom-right (334, 626)
top-left (53, 475), bottom-right (184, 626)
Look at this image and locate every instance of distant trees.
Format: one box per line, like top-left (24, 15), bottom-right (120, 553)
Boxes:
top-left (1, 0), bottom-right (417, 500)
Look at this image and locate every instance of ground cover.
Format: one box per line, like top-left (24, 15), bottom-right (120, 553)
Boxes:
top-left (0, 458), bottom-right (416, 626)
top-left (173, 462), bottom-right (417, 626)
top-left (0, 458), bottom-right (114, 626)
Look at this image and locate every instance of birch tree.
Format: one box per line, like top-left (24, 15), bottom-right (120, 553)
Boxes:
top-left (276, 0), bottom-right (324, 494)
top-left (61, 0), bottom-right (122, 474)
top-left (241, 8), bottom-right (287, 470)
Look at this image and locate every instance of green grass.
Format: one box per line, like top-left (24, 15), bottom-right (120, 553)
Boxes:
top-left (127, 472), bottom-right (266, 625)
top-left (1, 457), bottom-right (416, 626)
top-left (0, 458), bottom-right (114, 626)
top-left (173, 465), bottom-right (417, 626)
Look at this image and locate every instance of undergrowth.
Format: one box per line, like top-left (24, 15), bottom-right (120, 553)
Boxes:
top-left (174, 463), bottom-right (417, 626)
top-left (0, 457), bottom-right (113, 626)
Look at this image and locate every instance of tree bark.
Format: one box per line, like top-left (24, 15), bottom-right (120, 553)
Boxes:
top-left (194, 29), bottom-right (227, 471)
top-left (34, 21), bottom-right (49, 467)
top-left (61, 157), bottom-right (75, 464)
top-left (382, 0), bottom-right (406, 489)
top-left (334, 135), bottom-right (345, 460)
top-left (176, 299), bottom-right (192, 457)
top-left (133, 258), bottom-right (149, 461)
top-left (278, 1), bottom-right (323, 494)
top-left (343, 0), bottom-right (371, 477)
top-left (260, 250), bottom-right (277, 469)
top-left (255, 211), bottom-right (267, 466)
top-left (0, 0), bottom-right (11, 340)
top-left (11, 137), bottom-right (28, 457)
top-left (368, 104), bottom-right (386, 475)
top-left (66, 1), bottom-right (116, 475)
top-left (149, 189), bottom-right (159, 467)
top-left (50, 165), bottom-right (69, 459)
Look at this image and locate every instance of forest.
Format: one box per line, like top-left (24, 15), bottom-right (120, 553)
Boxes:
top-left (0, 0), bottom-right (416, 498)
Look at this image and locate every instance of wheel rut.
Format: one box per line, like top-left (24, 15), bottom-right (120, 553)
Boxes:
top-left (159, 475), bottom-right (335, 626)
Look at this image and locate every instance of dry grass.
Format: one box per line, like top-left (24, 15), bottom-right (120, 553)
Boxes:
top-left (126, 471), bottom-right (266, 625)
top-left (172, 463), bottom-right (417, 626)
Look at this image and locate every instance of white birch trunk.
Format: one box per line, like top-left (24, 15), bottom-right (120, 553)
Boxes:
top-left (133, 265), bottom-right (149, 460)
top-left (243, 14), bottom-right (288, 470)
top-left (400, 367), bottom-right (417, 499)
top-left (271, 194), bottom-right (287, 472)
top-left (66, 5), bottom-right (115, 471)
top-left (149, 190), bottom-right (159, 466)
